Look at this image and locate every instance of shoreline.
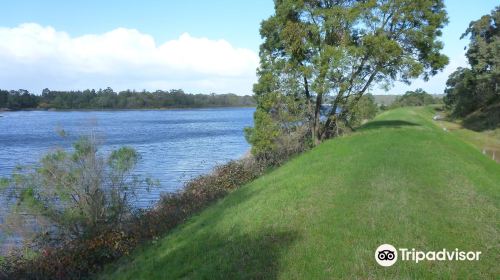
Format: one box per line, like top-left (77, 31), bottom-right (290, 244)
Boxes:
top-left (0, 106), bottom-right (256, 112)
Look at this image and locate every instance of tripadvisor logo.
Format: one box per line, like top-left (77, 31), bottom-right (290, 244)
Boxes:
top-left (375, 244), bottom-right (398, 267)
top-left (375, 244), bottom-right (481, 267)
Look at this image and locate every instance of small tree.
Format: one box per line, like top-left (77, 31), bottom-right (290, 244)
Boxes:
top-left (1, 135), bottom-right (155, 245)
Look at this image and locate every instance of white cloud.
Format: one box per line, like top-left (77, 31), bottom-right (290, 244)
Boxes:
top-left (0, 23), bottom-right (259, 94)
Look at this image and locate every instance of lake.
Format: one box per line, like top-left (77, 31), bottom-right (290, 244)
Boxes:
top-left (0, 107), bottom-right (255, 207)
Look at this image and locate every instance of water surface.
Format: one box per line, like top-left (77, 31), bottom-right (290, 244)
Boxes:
top-left (0, 108), bottom-right (254, 207)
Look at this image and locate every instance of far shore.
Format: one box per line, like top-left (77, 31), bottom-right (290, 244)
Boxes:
top-left (0, 106), bottom-right (256, 112)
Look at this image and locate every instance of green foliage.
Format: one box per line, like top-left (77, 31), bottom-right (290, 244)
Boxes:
top-left (462, 102), bottom-right (500, 131)
top-left (0, 88), bottom-right (255, 110)
top-left (245, 109), bottom-right (280, 158)
top-left (348, 94), bottom-right (378, 126)
top-left (245, 91), bottom-right (310, 162)
top-left (0, 89), bottom-right (38, 109)
top-left (1, 136), bottom-right (152, 243)
top-left (444, 6), bottom-right (499, 120)
top-left (391, 88), bottom-right (441, 108)
top-left (0, 90), bottom-right (8, 108)
top-left (109, 147), bottom-right (140, 173)
top-left (444, 67), bottom-right (479, 116)
top-left (249, 0), bottom-right (449, 155)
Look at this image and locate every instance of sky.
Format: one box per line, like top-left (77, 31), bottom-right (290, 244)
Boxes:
top-left (0, 0), bottom-right (497, 95)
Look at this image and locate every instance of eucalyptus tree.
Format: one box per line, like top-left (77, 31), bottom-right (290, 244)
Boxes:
top-left (247, 0), bottom-right (449, 156)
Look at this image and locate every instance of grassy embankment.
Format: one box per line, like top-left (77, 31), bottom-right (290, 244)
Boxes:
top-left (101, 107), bottom-right (499, 279)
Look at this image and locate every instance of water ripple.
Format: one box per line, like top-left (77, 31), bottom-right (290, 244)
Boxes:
top-left (0, 108), bottom-right (254, 207)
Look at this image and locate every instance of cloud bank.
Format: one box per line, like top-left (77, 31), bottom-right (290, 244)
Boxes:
top-left (0, 23), bottom-right (259, 94)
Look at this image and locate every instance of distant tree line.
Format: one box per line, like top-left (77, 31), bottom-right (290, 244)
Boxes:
top-left (0, 88), bottom-right (255, 110)
top-left (0, 89), bottom-right (39, 110)
top-left (389, 89), bottom-right (442, 108)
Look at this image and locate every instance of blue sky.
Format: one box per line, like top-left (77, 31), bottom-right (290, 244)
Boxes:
top-left (0, 0), bottom-right (497, 95)
top-left (1, 0), bottom-right (273, 52)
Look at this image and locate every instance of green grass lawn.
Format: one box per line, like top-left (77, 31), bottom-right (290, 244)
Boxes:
top-left (100, 107), bottom-right (499, 279)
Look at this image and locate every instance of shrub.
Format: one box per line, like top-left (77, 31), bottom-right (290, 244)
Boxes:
top-left (0, 135), bottom-right (157, 245)
top-left (0, 230), bottom-right (137, 279)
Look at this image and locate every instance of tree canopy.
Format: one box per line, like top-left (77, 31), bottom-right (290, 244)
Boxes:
top-left (247, 0), bottom-right (449, 158)
top-left (444, 6), bottom-right (499, 119)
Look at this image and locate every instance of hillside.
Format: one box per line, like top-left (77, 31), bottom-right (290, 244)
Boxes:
top-left (101, 107), bottom-right (499, 279)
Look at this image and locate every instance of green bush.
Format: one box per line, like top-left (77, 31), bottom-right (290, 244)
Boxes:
top-left (0, 136), bottom-right (155, 246)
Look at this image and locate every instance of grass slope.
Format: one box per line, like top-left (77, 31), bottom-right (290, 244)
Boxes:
top-left (101, 107), bottom-right (499, 279)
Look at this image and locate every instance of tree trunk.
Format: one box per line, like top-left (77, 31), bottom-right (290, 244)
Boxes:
top-left (320, 94), bottom-right (342, 140)
top-left (312, 92), bottom-right (323, 146)
top-left (320, 69), bottom-right (379, 140)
